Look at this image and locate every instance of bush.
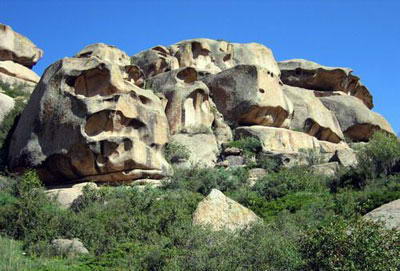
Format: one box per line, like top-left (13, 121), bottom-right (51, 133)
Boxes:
top-left (163, 142), bottom-right (190, 163)
top-left (165, 166), bottom-right (248, 196)
top-left (226, 136), bottom-right (262, 157)
top-left (301, 217), bottom-right (400, 271)
top-left (298, 148), bottom-right (324, 166)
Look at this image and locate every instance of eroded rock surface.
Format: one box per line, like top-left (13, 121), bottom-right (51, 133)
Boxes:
top-left (283, 84), bottom-right (343, 143)
top-left (193, 189), bottom-right (261, 231)
top-left (0, 24), bottom-right (43, 68)
top-left (132, 38), bottom-right (280, 78)
top-left (203, 65), bottom-right (293, 127)
top-left (279, 59), bottom-right (373, 109)
top-left (0, 60), bottom-right (40, 93)
top-left (320, 95), bottom-right (394, 142)
top-left (8, 49), bottom-right (171, 184)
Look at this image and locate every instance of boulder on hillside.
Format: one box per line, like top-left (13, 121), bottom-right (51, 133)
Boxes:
top-left (278, 59), bottom-right (373, 109)
top-left (320, 95), bottom-right (394, 142)
top-left (203, 65), bottom-right (293, 128)
top-left (310, 162), bottom-right (340, 177)
top-left (235, 126), bottom-right (350, 156)
top-left (0, 24), bottom-right (43, 68)
top-left (329, 148), bottom-right (358, 168)
top-left (46, 182), bottom-right (98, 209)
top-left (51, 238), bottom-right (89, 257)
top-left (8, 46), bottom-right (172, 184)
top-left (364, 199), bottom-right (400, 230)
top-left (169, 133), bottom-right (219, 167)
top-left (193, 189), bottom-right (261, 231)
top-left (145, 67), bottom-right (215, 134)
top-left (0, 93), bottom-right (15, 124)
top-left (283, 84), bottom-right (344, 143)
top-left (131, 38), bottom-right (280, 78)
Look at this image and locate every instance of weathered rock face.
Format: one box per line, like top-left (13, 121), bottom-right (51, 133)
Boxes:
top-left (0, 24), bottom-right (43, 68)
top-left (170, 133), bottom-right (219, 167)
top-left (0, 93), bottom-right (15, 124)
top-left (132, 38), bottom-right (280, 78)
top-left (235, 126), bottom-right (350, 156)
top-left (203, 65), bottom-right (293, 127)
top-left (193, 189), bottom-right (261, 231)
top-left (320, 95), bottom-right (394, 142)
top-left (76, 43), bottom-right (131, 67)
top-left (310, 162), bottom-right (339, 177)
top-left (145, 67), bottom-right (215, 134)
top-left (8, 49), bottom-right (172, 184)
top-left (364, 199), bottom-right (400, 230)
top-left (282, 85), bottom-right (343, 143)
top-left (329, 148), bottom-right (358, 168)
top-left (0, 60), bottom-right (40, 93)
top-left (279, 59), bottom-right (373, 109)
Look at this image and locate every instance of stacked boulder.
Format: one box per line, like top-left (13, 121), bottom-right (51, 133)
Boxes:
top-left (6, 37), bottom-right (395, 185)
top-left (0, 23), bottom-right (43, 124)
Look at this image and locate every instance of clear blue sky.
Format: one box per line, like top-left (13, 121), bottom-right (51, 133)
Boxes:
top-left (3, 0), bottom-right (399, 133)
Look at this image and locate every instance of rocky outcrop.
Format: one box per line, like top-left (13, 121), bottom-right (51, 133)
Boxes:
top-left (0, 24), bottom-right (43, 68)
top-left (279, 59), bottom-right (373, 109)
top-left (145, 67), bottom-right (215, 134)
top-left (0, 60), bottom-right (40, 93)
top-left (0, 93), bottom-right (15, 124)
top-left (203, 65), bottom-right (293, 127)
top-left (310, 162), bottom-right (340, 177)
top-left (320, 95), bottom-right (394, 142)
top-left (235, 126), bottom-right (350, 155)
top-left (132, 38), bottom-right (280, 78)
top-left (8, 45), bottom-right (172, 184)
top-left (283, 85), bottom-right (343, 143)
top-left (364, 199), bottom-right (400, 230)
top-left (193, 189), bottom-right (261, 231)
top-left (329, 148), bottom-right (358, 168)
top-left (170, 133), bottom-right (219, 167)
top-left (46, 182), bottom-right (98, 209)
top-left (76, 43), bottom-right (131, 66)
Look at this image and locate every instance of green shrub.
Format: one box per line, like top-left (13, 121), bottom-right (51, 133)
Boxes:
top-left (163, 142), bottom-right (191, 163)
top-left (226, 136), bottom-right (262, 156)
top-left (165, 166), bottom-right (248, 195)
top-left (301, 217), bottom-right (400, 271)
top-left (298, 147), bottom-right (323, 166)
top-left (253, 167), bottom-right (327, 200)
top-left (0, 82), bottom-right (30, 99)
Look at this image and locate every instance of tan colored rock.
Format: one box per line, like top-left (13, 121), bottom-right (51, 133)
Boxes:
top-left (329, 148), bottom-right (358, 167)
top-left (235, 126), bottom-right (350, 155)
top-left (310, 162), bottom-right (340, 177)
top-left (76, 43), bottom-right (131, 66)
top-left (320, 95), bottom-right (394, 142)
top-left (8, 47), bottom-right (172, 185)
top-left (248, 168), bottom-right (267, 186)
top-left (203, 65), bottom-right (293, 127)
top-left (279, 59), bottom-right (373, 109)
top-left (170, 133), bottom-right (219, 167)
top-left (0, 60), bottom-right (40, 83)
top-left (0, 72), bottom-right (36, 94)
top-left (193, 189), bottom-right (261, 231)
top-left (46, 182), bottom-right (98, 209)
top-left (364, 199), bottom-right (400, 230)
top-left (51, 238), bottom-right (89, 257)
top-left (0, 24), bottom-right (43, 68)
top-left (132, 38), bottom-right (280, 78)
top-left (283, 85), bottom-right (344, 143)
top-left (146, 67), bottom-right (215, 134)
top-left (0, 93), bottom-right (14, 124)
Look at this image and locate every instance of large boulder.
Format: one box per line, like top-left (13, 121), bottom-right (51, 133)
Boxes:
top-left (132, 38), bottom-right (280, 78)
top-left (235, 126), bottom-right (350, 156)
top-left (279, 59), bottom-right (373, 109)
top-left (364, 199), bottom-right (400, 230)
top-left (283, 85), bottom-right (343, 143)
top-left (193, 189), bottom-right (261, 231)
top-left (0, 93), bottom-right (14, 124)
top-left (0, 60), bottom-right (40, 93)
top-left (46, 182), bottom-right (98, 209)
top-left (203, 65), bottom-right (293, 127)
top-left (320, 95), bottom-right (394, 142)
top-left (51, 238), bottom-right (89, 257)
top-left (0, 24), bottom-right (43, 68)
top-left (8, 47), bottom-right (172, 184)
top-left (169, 133), bottom-right (219, 167)
top-left (145, 67), bottom-right (215, 134)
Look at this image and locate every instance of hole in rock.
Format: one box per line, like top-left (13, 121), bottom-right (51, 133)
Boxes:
top-left (177, 67), bottom-right (198, 83)
top-left (259, 88), bottom-right (265, 93)
top-left (191, 42), bottom-right (210, 58)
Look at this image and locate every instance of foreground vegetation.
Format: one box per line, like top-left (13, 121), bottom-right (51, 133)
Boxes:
top-left (0, 132), bottom-right (399, 270)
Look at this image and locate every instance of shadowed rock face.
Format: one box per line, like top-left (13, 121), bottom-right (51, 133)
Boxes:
top-left (131, 38), bottom-right (280, 78)
top-left (278, 59), bottom-right (373, 109)
top-left (202, 65), bottom-right (293, 128)
top-left (319, 95), bottom-right (394, 142)
top-left (0, 24), bottom-right (43, 68)
top-left (283, 85), bottom-right (344, 143)
top-left (145, 67), bottom-right (215, 134)
top-left (8, 46), bottom-right (172, 184)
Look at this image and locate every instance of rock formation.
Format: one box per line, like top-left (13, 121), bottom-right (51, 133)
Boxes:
top-left (8, 45), bottom-right (172, 184)
top-left (364, 199), bottom-right (400, 230)
top-left (0, 93), bottom-right (14, 124)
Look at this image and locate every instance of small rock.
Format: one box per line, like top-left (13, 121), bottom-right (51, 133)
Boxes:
top-left (248, 168), bottom-right (267, 186)
top-left (193, 189), bottom-right (261, 231)
top-left (329, 148), bottom-right (358, 168)
top-left (224, 155), bottom-right (245, 167)
top-left (131, 179), bottom-right (163, 188)
top-left (310, 162), bottom-right (339, 177)
top-left (223, 147), bottom-right (242, 156)
top-left (51, 238), bottom-right (89, 257)
top-left (46, 182), bottom-right (98, 209)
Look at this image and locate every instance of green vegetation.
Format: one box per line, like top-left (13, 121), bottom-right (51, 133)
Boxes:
top-left (0, 131), bottom-right (399, 270)
top-left (163, 142), bottom-right (191, 163)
